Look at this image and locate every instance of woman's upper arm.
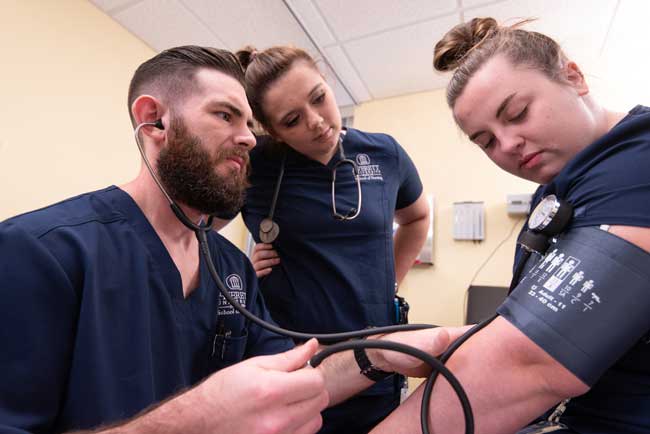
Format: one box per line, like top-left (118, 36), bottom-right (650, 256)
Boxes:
top-left (608, 225), bottom-right (650, 252)
top-left (394, 192), bottom-right (429, 225)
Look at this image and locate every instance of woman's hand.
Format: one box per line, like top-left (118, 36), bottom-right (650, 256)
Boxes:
top-left (251, 243), bottom-right (281, 278)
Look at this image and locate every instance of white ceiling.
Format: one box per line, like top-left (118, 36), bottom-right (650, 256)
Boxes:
top-left (90, 0), bottom-right (629, 109)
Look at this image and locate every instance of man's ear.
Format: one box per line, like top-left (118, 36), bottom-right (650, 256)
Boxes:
top-left (131, 95), bottom-right (166, 139)
top-left (564, 61), bottom-right (589, 96)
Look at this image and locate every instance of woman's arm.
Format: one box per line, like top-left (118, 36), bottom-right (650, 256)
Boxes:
top-left (393, 192), bottom-right (430, 285)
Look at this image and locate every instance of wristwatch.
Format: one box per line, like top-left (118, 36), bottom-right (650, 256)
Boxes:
top-left (353, 345), bottom-right (394, 382)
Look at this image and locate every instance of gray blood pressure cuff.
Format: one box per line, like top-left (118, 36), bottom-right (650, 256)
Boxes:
top-left (497, 226), bottom-right (650, 385)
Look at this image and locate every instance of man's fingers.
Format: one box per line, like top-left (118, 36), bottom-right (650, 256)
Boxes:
top-left (257, 339), bottom-right (320, 372)
top-left (282, 390), bottom-right (329, 434)
top-left (294, 414), bottom-right (325, 434)
top-left (446, 325), bottom-right (474, 343)
top-left (430, 327), bottom-right (451, 355)
top-left (280, 366), bottom-right (328, 404)
top-left (374, 328), bottom-right (459, 377)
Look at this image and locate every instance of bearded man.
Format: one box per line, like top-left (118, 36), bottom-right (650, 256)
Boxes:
top-left (0, 46), bottom-right (457, 434)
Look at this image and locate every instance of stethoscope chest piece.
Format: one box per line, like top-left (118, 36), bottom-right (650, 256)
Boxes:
top-left (259, 217), bottom-right (280, 243)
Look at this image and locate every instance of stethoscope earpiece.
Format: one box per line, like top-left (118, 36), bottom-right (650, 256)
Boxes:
top-left (133, 120), bottom-right (214, 234)
top-left (133, 123), bottom-right (473, 434)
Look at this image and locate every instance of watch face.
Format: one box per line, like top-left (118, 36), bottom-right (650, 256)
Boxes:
top-left (528, 195), bottom-right (558, 230)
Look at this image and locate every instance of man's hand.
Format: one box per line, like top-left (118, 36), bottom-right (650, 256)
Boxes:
top-left (194, 339), bottom-right (328, 434)
top-left (122, 340), bottom-right (329, 434)
top-left (369, 326), bottom-right (472, 377)
top-left (251, 243), bottom-right (280, 278)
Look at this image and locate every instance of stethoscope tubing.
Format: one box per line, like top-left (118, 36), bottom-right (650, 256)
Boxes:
top-left (418, 249), bottom-right (531, 433)
top-left (135, 123), bottom-right (475, 434)
top-left (198, 226), bottom-right (473, 434)
top-left (311, 339), bottom-right (474, 434)
top-left (260, 133), bottom-right (363, 243)
top-left (198, 227), bottom-right (435, 341)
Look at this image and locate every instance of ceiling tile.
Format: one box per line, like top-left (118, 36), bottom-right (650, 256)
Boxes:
top-left (185, 0), bottom-right (315, 52)
top-left (284, 0), bottom-right (337, 46)
top-left (461, 0), bottom-right (509, 9)
top-left (601, 0), bottom-right (650, 59)
top-left (464, 0), bottom-right (617, 71)
top-left (331, 78), bottom-right (355, 107)
top-left (113, 0), bottom-right (225, 51)
top-left (89, 0), bottom-right (625, 107)
top-left (89, 0), bottom-right (140, 13)
top-left (323, 45), bottom-right (371, 102)
top-left (597, 0), bottom-right (650, 110)
top-left (343, 14), bottom-right (460, 99)
top-left (315, 0), bottom-right (458, 42)
top-left (183, 0), bottom-right (358, 105)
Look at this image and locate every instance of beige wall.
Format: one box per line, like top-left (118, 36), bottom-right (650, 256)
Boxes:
top-left (354, 90), bottom-right (537, 326)
top-left (0, 0), bottom-right (562, 327)
top-left (0, 0), bottom-right (247, 246)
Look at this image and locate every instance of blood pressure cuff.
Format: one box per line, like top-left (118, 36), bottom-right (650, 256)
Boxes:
top-left (497, 226), bottom-right (650, 385)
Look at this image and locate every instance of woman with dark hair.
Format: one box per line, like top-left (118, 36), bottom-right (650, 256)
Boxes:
top-left (235, 45), bottom-right (430, 434)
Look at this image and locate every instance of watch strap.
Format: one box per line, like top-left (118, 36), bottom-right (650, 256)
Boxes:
top-left (353, 346), bottom-right (393, 382)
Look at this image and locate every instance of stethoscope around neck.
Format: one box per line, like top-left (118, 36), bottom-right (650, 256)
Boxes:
top-left (134, 121), bottom-right (474, 434)
top-left (258, 132), bottom-right (363, 243)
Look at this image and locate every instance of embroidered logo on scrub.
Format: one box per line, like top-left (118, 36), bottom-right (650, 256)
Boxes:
top-left (217, 273), bottom-right (246, 316)
top-left (355, 153), bottom-right (383, 181)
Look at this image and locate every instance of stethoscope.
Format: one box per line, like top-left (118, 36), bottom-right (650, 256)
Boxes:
top-left (259, 132), bottom-right (362, 243)
top-left (135, 120), bottom-right (585, 434)
top-left (414, 194), bottom-right (573, 430)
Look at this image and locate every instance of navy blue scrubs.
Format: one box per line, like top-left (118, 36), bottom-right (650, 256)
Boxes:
top-left (242, 128), bottom-right (423, 433)
top-left (500, 106), bottom-right (650, 433)
top-left (0, 186), bottom-right (293, 434)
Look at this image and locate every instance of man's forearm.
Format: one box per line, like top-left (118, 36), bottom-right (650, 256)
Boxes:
top-left (317, 347), bottom-right (375, 406)
top-left (71, 387), bottom-right (205, 434)
top-left (317, 327), bottom-right (459, 406)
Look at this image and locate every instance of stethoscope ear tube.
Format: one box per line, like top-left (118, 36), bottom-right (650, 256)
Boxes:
top-left (195, 227), bottom-right (474, 434)
top-left (312, 340), bottom-right (474, 434)
top-left (136, 123), bottom-right (474, 433)
top-left (260, 134), bottom-right (364, 243)
top-left (331, 157), bottom-right (362, 220)
top-left (416, 194), bottom-right (575, 430)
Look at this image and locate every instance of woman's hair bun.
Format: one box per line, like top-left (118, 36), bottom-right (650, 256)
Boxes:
top-left (236, 45), bottom-right (258, 70)
top-left (433, 17), bottom-right (498, 72)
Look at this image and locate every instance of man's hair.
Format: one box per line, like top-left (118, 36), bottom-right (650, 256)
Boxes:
top-left (127, 46), bottom-right (245, 127)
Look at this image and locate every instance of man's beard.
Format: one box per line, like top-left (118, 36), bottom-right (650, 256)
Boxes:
top-left (157, 117), bottom-right (250, 217)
